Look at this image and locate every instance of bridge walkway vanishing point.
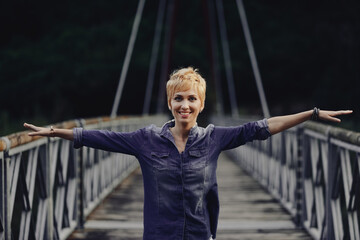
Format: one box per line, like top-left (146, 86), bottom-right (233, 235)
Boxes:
top-left (68, 152), bottom-right (311, 240)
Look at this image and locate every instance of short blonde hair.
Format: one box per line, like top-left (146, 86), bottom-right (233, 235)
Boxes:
top-left (166, 67), bottom-right (206, 109)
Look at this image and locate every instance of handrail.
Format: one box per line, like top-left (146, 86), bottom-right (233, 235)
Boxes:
top-left (212, 116), bottom-right (360, 240)
top-left (0, 114), bottom-right (167, 240)
top-left (305, 121), bottom-right (360, 146)
top-left (0, 116), bottom-right (141, 152)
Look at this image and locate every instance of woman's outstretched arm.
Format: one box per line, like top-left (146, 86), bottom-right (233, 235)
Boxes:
top-left (24, 123), bottom-right (74, 141)
top-left (267, 109), bottom-right (353, 135)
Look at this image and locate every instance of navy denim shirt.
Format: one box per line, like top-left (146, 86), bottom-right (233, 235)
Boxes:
top-left (73, 119), bottom-right (271, 240)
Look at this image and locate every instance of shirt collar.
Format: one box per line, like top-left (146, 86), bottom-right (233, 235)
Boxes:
top-left (160, 119), bottom-right (199, 139)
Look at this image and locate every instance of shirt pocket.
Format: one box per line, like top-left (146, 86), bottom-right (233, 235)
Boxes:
top-left (150, 151), bottom-right (170, 170)
top-left (188, 148), bottom-right (207, 169)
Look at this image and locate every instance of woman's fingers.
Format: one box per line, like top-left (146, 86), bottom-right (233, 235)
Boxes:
top-left (28, 130), bottom-right (45, 136)
top-left (319, 110), bottom-right (353, 122)
top-left (330, 110), bottom-right (353, 117)
top-left (24, 123), bottom-right (39, 131)
top-left (24, 123), bottom-right (48, 136)
top-left (337, 110), bottom-right (353, 115)
top-left (328, 116), bottom-right (341, 122)
top-left (24, 123), bottom-right (35, 131)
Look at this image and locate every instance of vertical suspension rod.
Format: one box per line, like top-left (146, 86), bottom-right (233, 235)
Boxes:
top-left (111, 0), bottom-right (146, 118)
top-left (143, 0), bottom-right (167, 115)
top-left (235, 0), bottom-right (270, 118)
top-left (156, 0), bottom-right (178, 113)
top-left (215, 0), bottom-right (239, 118)
top-left (203, 0), bottom-right (224, 115)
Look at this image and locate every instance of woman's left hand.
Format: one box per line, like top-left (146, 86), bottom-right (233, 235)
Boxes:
top-left (319, 110), bottom-right (353, 122)
top-left (268, 109), bottom-right (353, 135)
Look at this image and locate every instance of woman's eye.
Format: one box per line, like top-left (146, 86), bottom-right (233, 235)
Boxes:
top-left (189, 97), bottom-right (197, 101)
top-left (174, 96), bottom-right (182, 101)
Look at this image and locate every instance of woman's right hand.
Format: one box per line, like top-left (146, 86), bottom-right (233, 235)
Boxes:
top-left (24, 123), bottom-right (55, 137)
top-left (24, 123), bottom-right (74, 140)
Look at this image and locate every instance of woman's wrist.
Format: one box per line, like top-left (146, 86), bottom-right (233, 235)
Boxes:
top-left (310, 107), bottom-right (320, 121)
top-left (50, 126), bottom-right (56, 137)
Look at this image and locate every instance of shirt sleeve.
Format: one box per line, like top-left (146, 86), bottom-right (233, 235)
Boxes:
top-left (213, 119), bottom-right (271, 151)
top-left (73, 127), bottom-right (145, 156)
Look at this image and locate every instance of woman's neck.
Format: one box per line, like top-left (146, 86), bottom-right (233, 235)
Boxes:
top-left (171, 122), bottom-right (195, 140)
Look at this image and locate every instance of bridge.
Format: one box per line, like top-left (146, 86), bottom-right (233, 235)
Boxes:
top-left (1, 0), bottom-right (360, 239)
top-left (1, 116), bottom-right (359, 239)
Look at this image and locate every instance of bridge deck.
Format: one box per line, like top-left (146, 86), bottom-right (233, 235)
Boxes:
top-left (68, 153), bottom-right (311, 240)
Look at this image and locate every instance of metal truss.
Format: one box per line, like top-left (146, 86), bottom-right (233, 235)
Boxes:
top-left (0, 115), bottom-right (167, 240)
top-left (212, 115), bottom-right (360, 240)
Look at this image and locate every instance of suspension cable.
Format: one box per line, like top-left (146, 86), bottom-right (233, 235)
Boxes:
top-left (215, 0), bottom-right (239, 118)
top-left (156, 0), bottom-right (177, 113)
top-left (205, 0), bottom-right (224, 115)
top-left (111, 0), bottom-right (146, 118)
top-left (142, 0), bottom-right (167, 115)
top-left (235, 0), bottom-right (270, 118)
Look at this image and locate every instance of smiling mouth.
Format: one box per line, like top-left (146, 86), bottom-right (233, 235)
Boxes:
top-left (178, 112), bottom-right (191, 118)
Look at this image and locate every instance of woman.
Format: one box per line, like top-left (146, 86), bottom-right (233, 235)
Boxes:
top-left (24, 67), bottom-right (352, 240)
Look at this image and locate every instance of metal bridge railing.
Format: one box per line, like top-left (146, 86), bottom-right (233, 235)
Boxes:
top-left (212, 116), bottom-right (360, 240)
top-left (0, 115), bottom-right (167, 240)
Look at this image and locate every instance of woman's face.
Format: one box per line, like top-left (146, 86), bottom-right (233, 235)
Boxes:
top-left (169, 87), bottom-right (203, 127)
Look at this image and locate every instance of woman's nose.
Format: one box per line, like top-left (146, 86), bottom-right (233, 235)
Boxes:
top-left (181, 101), bottom-right (189, 109)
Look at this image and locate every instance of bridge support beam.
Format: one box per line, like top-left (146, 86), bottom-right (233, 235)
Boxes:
top-left (295, 127), bottom-right (304, 227)
top-left (0, 116), bottom-right (167, 240)
top-left (0, 138), bottom-right (11, 240)
top-left (326, 131), bottom-right (335, 240)
top-left (0, 137), bottom-right (11, 240)
top-left (215, 0), bottom-right (239, 117)
top-left (75, 119), bottom-right (85, 231)
top-left (202, 0), bottom-right (224, 116)
top-left (143, 0), bottom-right (167, 115)
top-left (235, 0), bottom-right (270, 118)
top-left (111, 0), bottom-right (146, 118)
top-left (212, 115), bottom-right (360, 240)
top-left (156, 0), bottom-right (179, 113)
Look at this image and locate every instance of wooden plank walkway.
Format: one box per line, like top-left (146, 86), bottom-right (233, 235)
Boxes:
top-left (68, 153), bottom-right (312, 240)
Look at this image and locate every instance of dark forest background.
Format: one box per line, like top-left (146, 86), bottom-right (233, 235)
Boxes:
top-left (1, 0), bottom-right (359, 135)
